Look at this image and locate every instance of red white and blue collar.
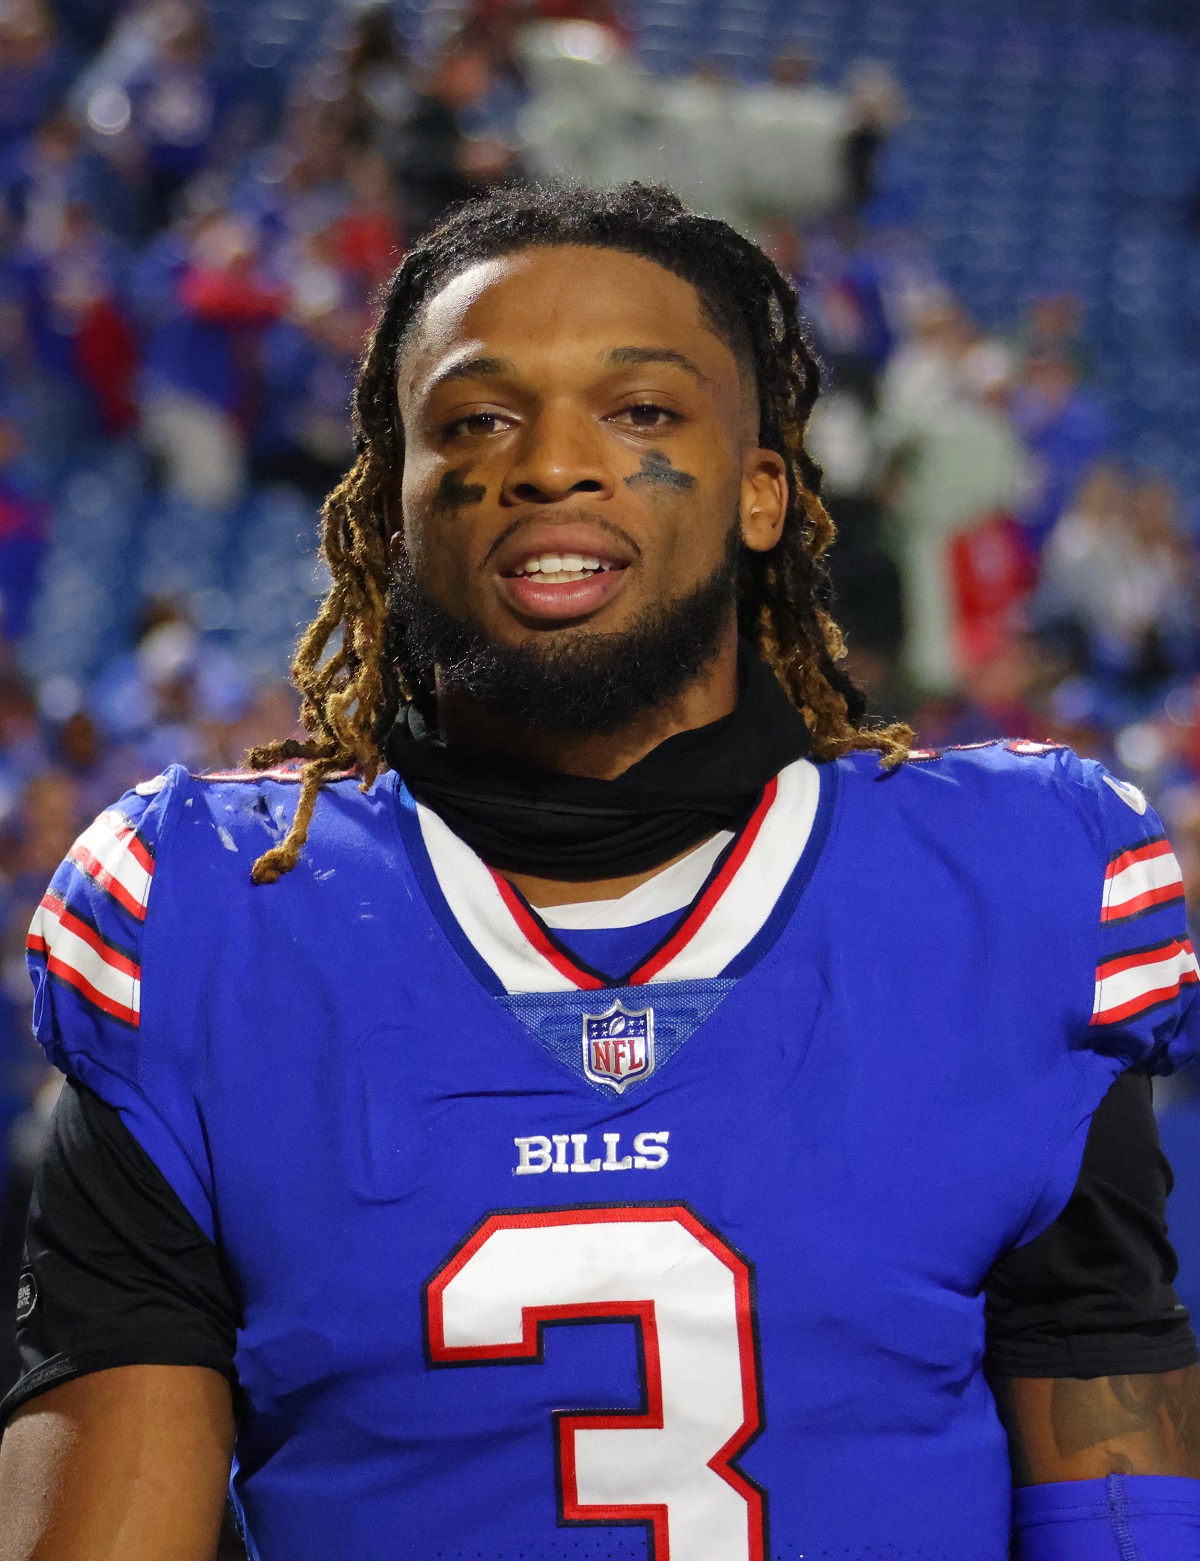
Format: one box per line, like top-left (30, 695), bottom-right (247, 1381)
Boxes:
top-left (396, 758), bottom-right (830, 996)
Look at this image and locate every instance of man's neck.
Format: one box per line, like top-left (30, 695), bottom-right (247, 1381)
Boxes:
top-left (432, 635), bottom-right (740, 782)
top-left (433, 633), bottom-right (740, 905)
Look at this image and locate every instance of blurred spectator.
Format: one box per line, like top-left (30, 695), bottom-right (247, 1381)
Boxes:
top-left (842, 60), bottom-right (906, 214)
top-left (336, 4), bottom-right (413, 150)
top-left (876, 289), bottom-right (971, 424)
top-left (0, 0), bottom-right (73, 149)
top-left (384, 40), bottom-right (499, 238)
top-left (136, 208), bottom-right (282, 508)
top-left (52, 702), bottom-right (138, 817)
top-left (792, 226), bottom-right (893, 400)
top-left (876, 297), bottom-right (1030, 692)
top-left (1011, 351), bottom-right (1111, 551)
top-left (91, 596), bottom-right (249, 770)
top-left (948, 509), bottom-right (1036, 672)
top-left (912, 639), bottom-right (1038, 752)
top-left (0, 416), bottom-right (47, 638)
top-left (124, 0), bottom-right (220, 235)
top-left (335, 146), bottom-right (403, 285)
top-left (10, 192), bottom-right (138, 433)
top-left (254, 227), bottom-right (365, 494)
top-left (213, 678), bottom-right (301, 769)
top-left (0, 672), bottom-right (45, 810)
top-left (254, 144), bottom-right (399, 494)
top-left (4, 112), bottom-right (83, 251)
top-left (1013, 288), bottom-right (1094, 382)
top-left (1034, 463), bottom-right (1197, 695)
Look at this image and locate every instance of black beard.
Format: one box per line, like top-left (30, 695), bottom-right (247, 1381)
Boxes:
top-left (387, 526), bottom-right (742, 736)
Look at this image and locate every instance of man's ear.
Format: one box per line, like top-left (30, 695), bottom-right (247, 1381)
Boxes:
top-left (739, 448), bottom-right (789, 553)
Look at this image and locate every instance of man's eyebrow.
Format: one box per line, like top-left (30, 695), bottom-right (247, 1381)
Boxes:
top-left (600, 346), bottom-right (710, 383)
top-left (425, 355), bottom-right (516, 393)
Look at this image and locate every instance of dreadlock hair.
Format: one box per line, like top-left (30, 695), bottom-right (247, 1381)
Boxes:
top-left (248, 181), bottom-right (912, 884)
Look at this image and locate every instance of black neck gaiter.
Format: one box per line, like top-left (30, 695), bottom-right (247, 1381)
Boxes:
top-left (384, 651), bottom-right (812, 881)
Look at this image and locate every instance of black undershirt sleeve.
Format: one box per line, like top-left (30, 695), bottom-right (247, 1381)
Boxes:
top-left (984, 1069), bottom-right (1199, 1379)
top-left (2, 1071), bottom-right (1196, 1430)
top-left (0, 1079), bottom-right (239, 1427)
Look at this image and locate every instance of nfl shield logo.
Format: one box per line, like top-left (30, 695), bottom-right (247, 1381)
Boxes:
top-left (582, 1000), bottom-right (655, 1093)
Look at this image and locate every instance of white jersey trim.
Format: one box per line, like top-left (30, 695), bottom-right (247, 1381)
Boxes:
top-left (540, 831), bottom-right (735, 931)
top-left (416, 759), bottom-right (820, 994)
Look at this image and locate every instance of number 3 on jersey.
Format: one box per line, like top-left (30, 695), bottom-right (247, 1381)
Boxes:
top-left (424, 1204), bottom-right (767, 1560)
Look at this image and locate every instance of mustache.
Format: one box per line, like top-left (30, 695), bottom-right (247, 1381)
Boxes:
top-left (481, 509), bottom-right (643, 570)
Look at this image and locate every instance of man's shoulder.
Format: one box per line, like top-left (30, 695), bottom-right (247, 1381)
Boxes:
top-left (835, 737), bottom-right (1133, 830)
top-left (154, 762), bottom-right (397, 872)
top-left (26, 761), bottom-right (407, 1096)
top-left (831, 738), bottom-right (1164, 903)
top-left (36, 764), bottom-right (403, 953)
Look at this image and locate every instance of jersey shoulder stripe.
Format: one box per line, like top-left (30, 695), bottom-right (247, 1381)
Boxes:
top-left (1101, 836), bottom-right (1183, 924)
top-left (26, 779), bottom-right (175, 1041)
top-left (1092, 934), bottom-right (1199, 1026)
top-left (27, 889), bottom-right (141, 1027)
top-left (66, 807), bottom-right (155, 922)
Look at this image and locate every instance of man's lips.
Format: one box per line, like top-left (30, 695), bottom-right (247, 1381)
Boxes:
top-left (497, 565), bottom-right (629, 622)
top-left (490, 520), bottom-right (636, 623)
top-left (490, 518), bottom-right (636, 573)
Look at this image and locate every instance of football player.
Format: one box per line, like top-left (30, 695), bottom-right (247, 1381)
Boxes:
top-left (2, 184), bottom-right (1200, 1561)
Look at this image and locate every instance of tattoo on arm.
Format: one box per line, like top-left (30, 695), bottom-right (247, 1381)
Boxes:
top-left (1054, 1370), bottom-right (1200, 1463)
top-left (434, 468), bottom-right (486, 511)
top-left (623, 450), bottom-right (696, 493)
top-left (992, 1366), bottom-right (1200, 1485)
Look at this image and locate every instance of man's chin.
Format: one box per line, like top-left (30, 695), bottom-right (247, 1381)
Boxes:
top-left (389, 532), bottom-right (741, 737)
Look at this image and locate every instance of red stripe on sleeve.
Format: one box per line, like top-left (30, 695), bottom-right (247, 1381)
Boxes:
top-left (1093, 970), bottom-right (1199, 1027)
top-left (1105, 836), bottom-right (1171, 881)
top-left (39, 891), bottom-right (140, 980)
top-left (1100, 882), bottom-right (1185, 922)
top-left (67, 843), bottom-right (146, 921)
top-left (1096, 936), bottom-right (1193, 983)
top-left (42, 953), bottom-right (138, 1025)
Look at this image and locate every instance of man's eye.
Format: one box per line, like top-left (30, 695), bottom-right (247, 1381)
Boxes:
top-left (447, 412), bottom-right (507, 437)
top-left (616, 404), bottom-right (678, 429)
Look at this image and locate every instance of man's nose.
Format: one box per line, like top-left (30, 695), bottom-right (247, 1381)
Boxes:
top-left (500, 406), bottom-right (615, 505)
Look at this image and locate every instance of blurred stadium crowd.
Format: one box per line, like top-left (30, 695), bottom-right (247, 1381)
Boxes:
top-left (1, 0), bottom-right (1200, 1396)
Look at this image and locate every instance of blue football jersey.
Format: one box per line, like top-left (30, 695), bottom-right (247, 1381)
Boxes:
top-left (25, 741), bottom-right (1200, 1561)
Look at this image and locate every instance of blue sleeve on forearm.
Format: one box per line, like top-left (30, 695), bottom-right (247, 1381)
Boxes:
top-left (1012, 1474), bottom-right (1200, 1560)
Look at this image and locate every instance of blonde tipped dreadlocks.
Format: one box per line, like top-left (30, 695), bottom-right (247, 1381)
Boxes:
top-left (249, 182), bottom-right (912, 883)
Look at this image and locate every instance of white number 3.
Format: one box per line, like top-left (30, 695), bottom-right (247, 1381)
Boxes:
top-left (424, 1205), bottom-right (766, 1560)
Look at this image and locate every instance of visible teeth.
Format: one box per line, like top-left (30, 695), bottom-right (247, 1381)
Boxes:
top-left (517, 552), bottom-right (608, 577)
